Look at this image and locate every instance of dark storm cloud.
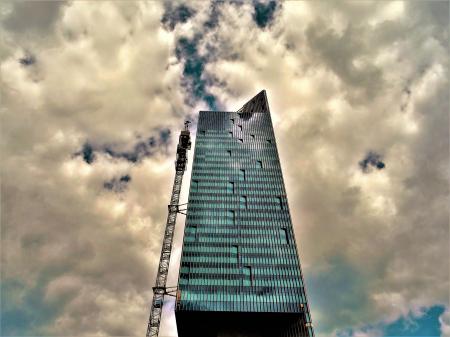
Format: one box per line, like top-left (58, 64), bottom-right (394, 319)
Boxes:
top-left (359, 151), bottom-right (386, 172)
top-left (175, 36), bottom-right (218, 110)
top-left (103, 175), bottom-right (131, 193)
top-left (161, 3), bottom-right (196, 31)
top-left (253, 0), bottom-right (278, 28)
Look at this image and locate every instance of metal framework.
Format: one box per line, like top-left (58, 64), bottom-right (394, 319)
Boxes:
top-left (146, 121), bottom-right (191, 337)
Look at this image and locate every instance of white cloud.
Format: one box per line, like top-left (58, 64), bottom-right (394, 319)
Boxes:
top-left (1, 1), bottom-right (190, 336)
top-left (198, 0), bottom-right (449, 334)
top-left (441, 308), bottom-right (450, 337)
top-left (1, 1), bottom-right (448, 336)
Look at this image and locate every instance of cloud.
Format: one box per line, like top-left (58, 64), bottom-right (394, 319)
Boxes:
top-left (1, 1), bottom-right (189, 336)
top-left (196, 1), bottom-right (448, 335)
top-left (440, 308), bottom-right (450, 337)
top-left (1, 1), bottom-right (448, 337)
top-left (2, 1), bottom-right (66, 35)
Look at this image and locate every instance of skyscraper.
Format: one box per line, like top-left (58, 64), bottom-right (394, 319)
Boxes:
top-left (175, 91), bottom-right (314, 337)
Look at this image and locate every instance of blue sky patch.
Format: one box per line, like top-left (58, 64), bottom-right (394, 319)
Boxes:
top-left (336, 305), bottom-right (446, 337)
top-left (161, 3), bottom-right (196, 31)
top-left (253, 0), bottom-right (278, 29)
top-left (79, 143), bottom-right (95, 164)
top-left (359, 151), bottom-right (386, 172)
top-left (19, 53), bottom-right (36, 66)
top-left (383, 305), bottom-right (445, 337)
top-left (175, 36), bottom-right (218, 110)
top-left (103, 174), bottom-right (131, 192)
top-left (74, 128), bottom-right (172, 164)
top-left (306, 256), bottom-right (372, 334)
top-left (1, 275), bottom-right (67, 336)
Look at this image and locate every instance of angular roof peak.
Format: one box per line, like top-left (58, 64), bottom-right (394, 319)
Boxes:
top-left (237, 90), bottom-right (270, 113)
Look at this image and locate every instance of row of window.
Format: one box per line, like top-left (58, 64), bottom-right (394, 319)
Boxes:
top-left (195, 148), bottom-right (279, 159)
top-left (192, 167), bottom-right (282, 177)
top-left (179, 271), bottom-right (301, 282)
top-left (180, 254), bottom-right (300, 264)
top-left (177, 300), bottom-right (304, 314)
top-left (185, 226), bottom-right (290, 242)
top-left (180, 265), bottom-right (302, 277)
top-left (191, 174), bottom-right (284, 184)
top-left (184, 237), bottom-right (296, 245)
top-left (177, 286), bottom-right (308, 304)
top-left (190, 186), bottom-right (285, 195)
top-left (187, 204), bottom-right (284, 211)
top-left (179, 276), bottom-right (302, 289)
top-left (192, 166), bottom-right (283, 176)
top-left (189, 194), bottom-right (284, 202)
top-left (200, 128), bottom-right (273, 143)
top-left (178, 289), bottom-right (307, 306)
top-left (186, 211), bottom-right (292, 223)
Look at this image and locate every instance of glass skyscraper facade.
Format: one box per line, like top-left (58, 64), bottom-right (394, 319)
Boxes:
top-left (175, 91), bottom-right (313, 337)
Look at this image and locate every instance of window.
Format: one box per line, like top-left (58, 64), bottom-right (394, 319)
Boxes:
top-left (239, 169), bottom-right (246, 181)
top-left (186, 226), bottom-right (197, 242)
top-left (276, 196), bottom-right (283, 209)
top-left (238, 125), bottom-right (242, 131)
top-left (192, 180), bottom-right (198, 191)
top-left (227, 210), bottom-right (236, 225)
top-left (231, 245), bottom-right (239, 263)
top-left (251, 134), bottom-right (255, 139)
top-left (243, 266), bottom-right (252, 286)
top-left (227, 150), bottom-right (231, 157)
top-left (180, 264), bottom-right (190, 285)
top-left (200, 130), bottom-right (206, 135)
top-left (240, 196), bottom-right (248, 209)
top-left (227, 182), bottom-right (234, 194)
top-left (228, 131), bottom-right (233, 137)
top-left (239, 138), bottom-right (243, 143)
top-left (266, 139), bottom-right (272, 144)
top-left (280, 228), bottom-right (289, 244)
top-left (257, 160), bottom-right (263, 168)
top-left (231, 118), bottom-right (235, 124)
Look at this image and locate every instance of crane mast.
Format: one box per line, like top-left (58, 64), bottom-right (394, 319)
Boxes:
top-left (146, 121), bottom-right (191, 337)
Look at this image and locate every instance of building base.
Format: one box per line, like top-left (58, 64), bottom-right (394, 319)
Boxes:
top-left (175, 311), bottom-right (309, 337)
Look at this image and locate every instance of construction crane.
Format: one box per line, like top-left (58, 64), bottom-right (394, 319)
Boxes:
top-left (145, 121), bottom-right (191, 337)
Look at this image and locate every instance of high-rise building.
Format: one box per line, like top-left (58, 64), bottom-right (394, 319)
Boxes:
top-left (175, 91), bottom-right (314, 337)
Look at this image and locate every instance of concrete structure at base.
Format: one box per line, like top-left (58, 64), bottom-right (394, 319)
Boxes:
top-left (175, 91), bottom-right (314, 337)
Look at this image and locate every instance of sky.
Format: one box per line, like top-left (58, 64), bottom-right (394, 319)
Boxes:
top-left (0, 1), bottom-right (449, 337)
